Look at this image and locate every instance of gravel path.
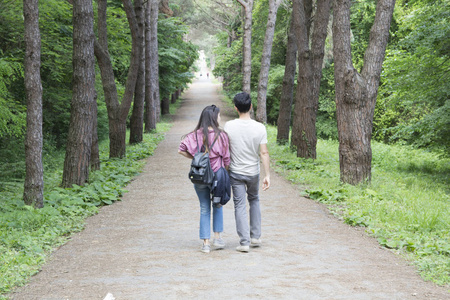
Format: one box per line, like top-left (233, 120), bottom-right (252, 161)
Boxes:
top-left (10, 78), bottom-right (449, 300)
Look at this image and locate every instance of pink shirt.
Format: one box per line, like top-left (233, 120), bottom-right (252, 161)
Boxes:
top-left (179, 129), bottom-right (230, 172)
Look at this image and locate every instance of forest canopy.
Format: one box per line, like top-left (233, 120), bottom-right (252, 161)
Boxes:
top-left (174, 0), bottom-right (449, 155)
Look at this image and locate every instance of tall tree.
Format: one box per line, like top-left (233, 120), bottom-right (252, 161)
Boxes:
top-left (276, 16), bottom-right (297, 144)
top-left (236, 0), bottom-right (254, 94)
top-left (62, 0), bottom-right (96, 187)
top-left (23, 0), bottom-right (44, 208)
top-left (255, 0), bottom-right (283, 123)
top-left (144, 0), bottom-right (156, 132)
top-left (291, 0), bottom-right (331, 159)
top-left (94, 0), bottom-right (141, 158)
top-left (150, 0), bottom-right (161, 122)
top-left (129, 0), bottom-right (145, 144)
top-left (333, 0), bottom-right (396, 184)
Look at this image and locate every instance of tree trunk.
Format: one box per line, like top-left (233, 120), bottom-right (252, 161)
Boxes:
top-left (255, 0), bottom-right (282, 123)
top-left (237, 0), bottom-right (254, 94)
top-left (171, 92), bottom-right (176, 104)
top-left (62, 0), bottom-right (95, 188)
top-left (91, 92), bottom-right (100, 171)
top-left (23, 0), bottom-right (44, 208)
top-left (94, 0), bottom-right (141, 158)
top-left (129, 0), bottom-right (145, 144)
top-left (144, 0), bottom-right (156, 132)
top-left (276, 17), bottom-right (297, 145)
top-left (161, 96), bottom-right (170, 115)
top-left (150, 0), bottom-right (161, 122)
top-left (159, 0), bottom-right (173, 16)
top-left (291, 0), bottom-right (331, 159)
top-left (333, 0), bottom-right (395, 184)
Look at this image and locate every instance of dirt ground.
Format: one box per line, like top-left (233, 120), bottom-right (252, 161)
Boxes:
top-left (10, 78), bottom-right (449, 300)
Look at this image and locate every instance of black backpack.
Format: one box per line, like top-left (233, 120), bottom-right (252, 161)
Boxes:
top-left (188, 133), bottom-right (218, 186)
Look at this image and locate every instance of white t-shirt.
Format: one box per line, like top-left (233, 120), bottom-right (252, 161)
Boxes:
top-left (224, 118), bottom-right (268, 176)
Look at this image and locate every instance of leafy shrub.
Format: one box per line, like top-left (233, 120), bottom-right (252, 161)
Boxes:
top-left (0, 124), bottom-right (168, 295)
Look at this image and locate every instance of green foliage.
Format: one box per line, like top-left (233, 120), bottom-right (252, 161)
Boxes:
top-left (0, 59), bottom-right (25, 138)
top-left (317, 63), bottom-right (338, 140)
top-left (349, 0), bottom-right (377, 70)
top-left (0, 123), bottom-right (169, 296)
top-left (158, 16), bottom-right (198, 98)
top-left (252, 0), bottom-right (290, 67)
top-left (212, 36), bottom-right (243, 95)
top-left (101, 4), bottom-right (133, 85)
top-left (375, 0), bottom-right (449, 153)
top-left (264, 64), bottom-right (285, 124)
top-left (268, 125), bottom-right (450, 286)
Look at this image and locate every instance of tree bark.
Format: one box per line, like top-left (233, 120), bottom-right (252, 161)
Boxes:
top-left (150, 0), bottom-right (161, 122)
top-left (62, 0), bottom-right (96, 188)
top-left (23, 0), bottom-right (44, 208)
top-left (161, 96), bottom-right (170, 115)
top-left (236, 0), bottom-right (254, 95)
top-left (94, 0), bottom-right (141, 157)
top-left (144, 0), bottom-right (156, 132)
top-left (129, 0), bottom-right (145, 144)
top-left (291, 0), bottom-right (331, 159)
top-left (333, 0), bottom-right (395, 184)
top-left (276, 17), bottom-right (297, 145)
top-left (255, 0), bottom-right (282, 123)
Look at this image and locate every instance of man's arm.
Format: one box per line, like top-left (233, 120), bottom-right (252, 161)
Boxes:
top-left (260, 143), bottom-right (270, 191)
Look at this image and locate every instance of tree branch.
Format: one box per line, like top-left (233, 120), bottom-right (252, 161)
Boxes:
top-left (193, 0), bottom-right (232, 28)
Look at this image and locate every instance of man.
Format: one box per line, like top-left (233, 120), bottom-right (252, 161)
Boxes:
top-left (224, 92), bottom-right (271, 252)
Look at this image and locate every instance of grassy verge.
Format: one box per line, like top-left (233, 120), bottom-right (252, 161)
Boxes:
top-left (267, 125), bottom-right (450, 287)
top-left (0, 119), bottom-right (173, 298)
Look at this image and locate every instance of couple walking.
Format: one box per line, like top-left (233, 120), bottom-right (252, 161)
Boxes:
top-left (178, 92), bottom-right (271, 253)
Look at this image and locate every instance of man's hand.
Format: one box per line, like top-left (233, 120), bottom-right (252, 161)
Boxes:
top-left (260, 143), bottom-right (270, 191)
top-left (262, 176), bottom-right (270, 191)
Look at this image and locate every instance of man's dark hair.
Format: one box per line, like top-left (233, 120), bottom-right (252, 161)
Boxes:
top-left (233, 92), bottom-right (252, 113)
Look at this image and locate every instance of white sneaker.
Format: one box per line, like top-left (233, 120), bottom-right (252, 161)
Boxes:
top-left (236, 245), bottom-right (249, 252)
top-left (213, 238), bottom-right (226, 249)
top-left (250, 238), bottom-right (261, 247)
top-left (201, 244), bottom-right (211, 253)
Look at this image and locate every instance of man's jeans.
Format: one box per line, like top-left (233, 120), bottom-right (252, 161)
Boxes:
top-left (194, 184), bottom-right (223, 240)
top-left (230, 172), bottom-right (261, 246)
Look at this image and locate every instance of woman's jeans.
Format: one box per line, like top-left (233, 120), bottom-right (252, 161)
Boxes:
top-left (194, 184), bottom-right (223, 240)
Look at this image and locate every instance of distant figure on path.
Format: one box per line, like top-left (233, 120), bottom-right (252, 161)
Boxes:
top-left (207, 72), bottom-right (209, 78)
top-left (178, 105), bottom-right (230, 253)
top-left (224, 92), bottom-right (271, 253)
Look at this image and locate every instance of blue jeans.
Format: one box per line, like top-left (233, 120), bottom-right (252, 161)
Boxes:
top-left (194, 184), bottom-right (223, 240)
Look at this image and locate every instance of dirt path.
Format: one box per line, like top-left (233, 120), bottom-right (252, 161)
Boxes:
top-left (11, 78), bottom-right (449, 300)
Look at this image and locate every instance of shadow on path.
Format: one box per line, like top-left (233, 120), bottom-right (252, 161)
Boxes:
top-left (11, 78), bottom-right (449, 299)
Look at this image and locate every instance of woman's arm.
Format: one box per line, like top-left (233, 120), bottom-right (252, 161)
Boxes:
top-left (178, 149), bottom-right (193, 159)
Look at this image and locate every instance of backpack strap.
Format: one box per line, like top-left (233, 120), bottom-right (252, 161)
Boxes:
top-left (196, 130), bottom-right (219, 154)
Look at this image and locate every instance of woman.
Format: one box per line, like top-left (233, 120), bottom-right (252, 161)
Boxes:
top-left (178, 105), bottom-right (230, 253)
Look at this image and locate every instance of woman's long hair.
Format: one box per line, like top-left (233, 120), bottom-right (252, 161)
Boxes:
top-left (186, 105), bottom-right (222, 151)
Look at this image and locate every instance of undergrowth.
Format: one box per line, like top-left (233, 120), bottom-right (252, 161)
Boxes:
top-left (267, 126), bottom-right (450, 287)
top-left (0, 122), bottom-right (171, 297)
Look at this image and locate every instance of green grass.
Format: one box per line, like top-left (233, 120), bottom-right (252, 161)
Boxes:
top-left (267, 125), bottom-right (450, 286)
top-left (0, 121), bottom-right (172, 297)
top-left (223, 92), bottom-right (448, 285)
